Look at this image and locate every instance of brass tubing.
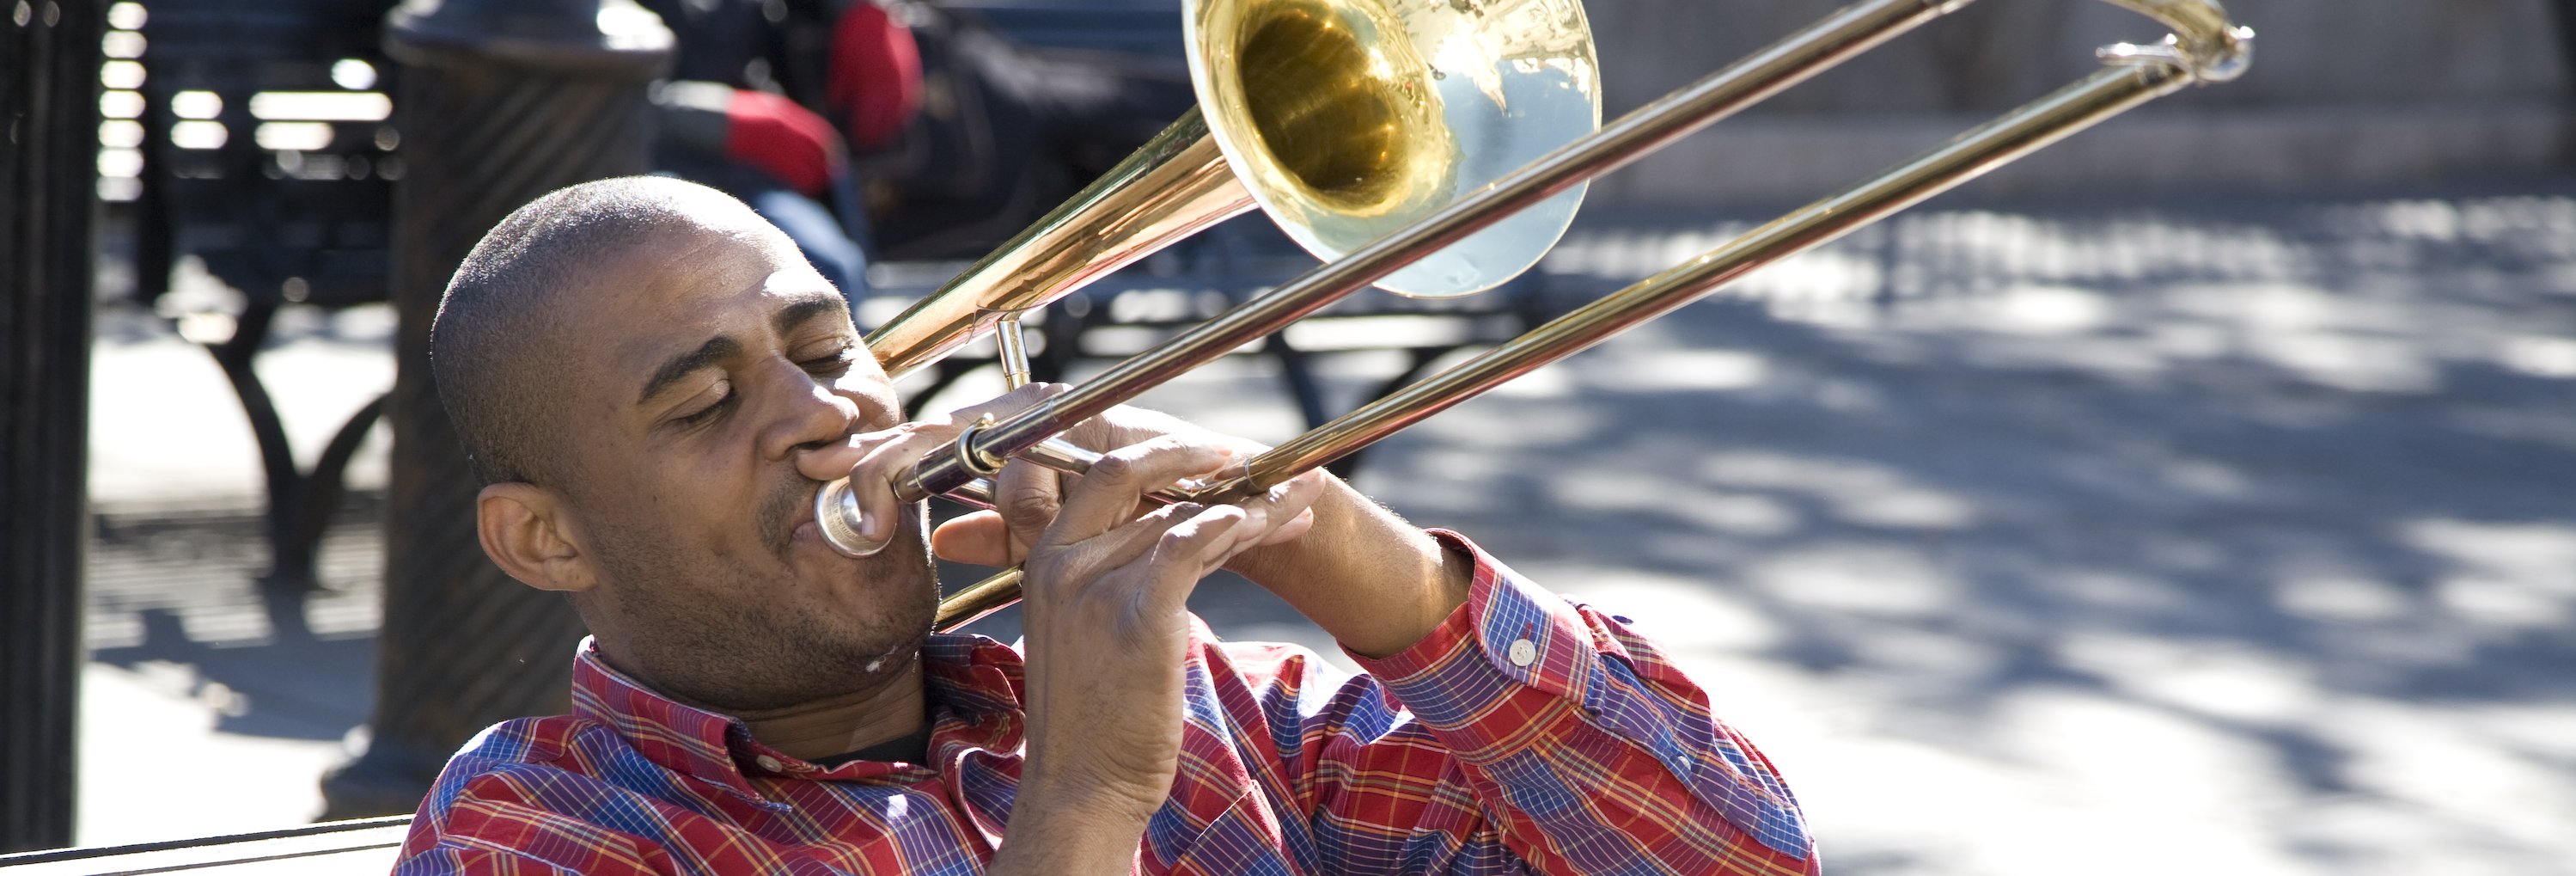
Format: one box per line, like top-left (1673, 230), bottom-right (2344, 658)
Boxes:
top-left (864, 112), bottom-right (1254, 381)
top-left (894, 0), bottom-right (1966, 518)
top-left (994, 314), bottom-right (1034, 389)
top-left (939, 569), bottom-right (1032, 630)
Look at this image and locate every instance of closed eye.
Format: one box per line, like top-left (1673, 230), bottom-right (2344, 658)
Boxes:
top-left (799, 341), bottom-right (861, 376)
top-left (672, 381), bottom-right (735, 427)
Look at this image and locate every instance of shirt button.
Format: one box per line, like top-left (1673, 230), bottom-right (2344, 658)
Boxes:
top-left (754, 755), bottom-right (783, 773)
top-left (1507, 638), bottom-right (1537, 667)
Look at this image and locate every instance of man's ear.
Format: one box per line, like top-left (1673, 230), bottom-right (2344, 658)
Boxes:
top-left (477, 482), bottom-right (597, 593)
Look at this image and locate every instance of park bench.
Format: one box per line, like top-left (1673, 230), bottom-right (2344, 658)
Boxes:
top-left (0, 818), bottom-right (408, 873)
top-left (125, 0), bottom-right (400, 592)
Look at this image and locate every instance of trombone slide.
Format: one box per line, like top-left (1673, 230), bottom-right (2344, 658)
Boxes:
top-left (926, 0), bottom-right (2251, 630)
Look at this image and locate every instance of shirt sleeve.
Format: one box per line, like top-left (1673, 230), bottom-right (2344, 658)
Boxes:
top-left (394, 753), bottom-right (675, 876)
top-left (1207, 530), bottom-right (1817, 876)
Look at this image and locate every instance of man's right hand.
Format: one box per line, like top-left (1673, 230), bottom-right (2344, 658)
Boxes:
top-left (983, 433), bottom-right (1311, 872)
top-left (801, 387), bottom-right (1321, 871)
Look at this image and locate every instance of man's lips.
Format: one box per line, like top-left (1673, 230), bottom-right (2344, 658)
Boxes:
top-left (786, 484), bottom-right (825, 547)
top-left (757, 475), bottom-right (827, 560)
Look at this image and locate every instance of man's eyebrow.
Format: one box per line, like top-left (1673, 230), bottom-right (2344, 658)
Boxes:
top-left (772, 291), bottom-right (849, 336)
top-left (638, 336), bottom-right (743, 407)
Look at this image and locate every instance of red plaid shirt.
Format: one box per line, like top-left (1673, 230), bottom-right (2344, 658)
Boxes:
top-left (395, 533), bottom-right (1816, 874)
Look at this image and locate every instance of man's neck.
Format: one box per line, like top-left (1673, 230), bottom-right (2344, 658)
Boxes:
top-left (595, 640), bottom-right (933, 763)
top-left (728, 659), bottom-right (931, 762)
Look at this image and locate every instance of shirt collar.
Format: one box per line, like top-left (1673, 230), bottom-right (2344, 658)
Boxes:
top-left (567, 634), bottom-right (1031, 794)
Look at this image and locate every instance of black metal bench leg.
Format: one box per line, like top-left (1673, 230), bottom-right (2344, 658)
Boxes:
top-left (282, 395), bottom-right (388, 589)
top-left (201, 303), bottom-right (388, 597)
top-left (201, 302), bottom-right (318, 594)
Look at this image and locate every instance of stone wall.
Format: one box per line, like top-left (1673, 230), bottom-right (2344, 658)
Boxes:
top-left (1578, 0), bottom-right (2573, 204)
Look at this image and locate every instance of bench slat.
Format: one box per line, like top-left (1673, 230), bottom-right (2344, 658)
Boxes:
top-left (0, 818), bottom-right (410, 875)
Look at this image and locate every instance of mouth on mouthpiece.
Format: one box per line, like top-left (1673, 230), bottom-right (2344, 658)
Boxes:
top-left (813, 479), bottom-right (886, 557)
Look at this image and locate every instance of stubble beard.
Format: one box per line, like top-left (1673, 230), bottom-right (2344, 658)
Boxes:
top-left (583, 479), bottom-right (942, 713)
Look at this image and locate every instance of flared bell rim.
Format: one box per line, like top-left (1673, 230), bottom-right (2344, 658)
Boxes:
top-left (1185, 0), bottom-right (1602, 298)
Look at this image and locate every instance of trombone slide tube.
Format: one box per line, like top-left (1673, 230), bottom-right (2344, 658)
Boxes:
top-left (936, 28), bottom-right (2236, 632)
top-left (864, 111), bottom-right (1254, 381)
top-left (1230, 64), bottom-right (2201, 493)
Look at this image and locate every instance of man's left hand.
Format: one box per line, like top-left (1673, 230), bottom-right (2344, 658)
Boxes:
top-left (928, 401), bottom-right (1315, 568)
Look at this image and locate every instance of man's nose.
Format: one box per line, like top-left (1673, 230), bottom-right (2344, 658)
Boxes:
top-left (760, 364), bottom-right (861, 463)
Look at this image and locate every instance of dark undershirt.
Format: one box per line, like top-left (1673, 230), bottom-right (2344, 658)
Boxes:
top-left (809, 722), bottom-right (935, 769)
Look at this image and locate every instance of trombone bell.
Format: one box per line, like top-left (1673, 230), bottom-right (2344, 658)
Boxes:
top-left (1193, 0), bottom-right (1598, 297)
top-left (862, 0), bottom-right (1599, 379)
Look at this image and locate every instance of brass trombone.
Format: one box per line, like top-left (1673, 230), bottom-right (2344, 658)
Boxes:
top-left (817, 0), bottom-right (2255, 630)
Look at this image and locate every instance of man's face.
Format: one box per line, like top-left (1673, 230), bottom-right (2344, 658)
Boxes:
top-left (549, 225), bottom-right (933, 711)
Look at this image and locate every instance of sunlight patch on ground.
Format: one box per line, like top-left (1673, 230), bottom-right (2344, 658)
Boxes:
top-left (2274, 573), bottom-right (2415, 624)
top-left (1749, 544), bottom-right (1957, 617)
top-left (1695, 451), bottom-right (1981, 530)
top-left (1594, 347), bottom-right (1770, 391)
top-left (2403, 519), bottom-right (2576, 628)
top-left (1551, 567), bottom-right (1784, 654)
top-left (2499, 334), bottom-right (2576, 378)
top-left (79, 663), bottom-right (342, 847)
top-left (1548, 465), bottom-right (1804, 537)
top-left (2057, 633), bottom-right (2324, 724)
top-left (2323, 701), bottom-right (2576, 855)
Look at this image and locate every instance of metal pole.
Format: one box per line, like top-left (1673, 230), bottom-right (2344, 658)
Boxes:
top-left (0, 0), bottom-right (103, 853)
top-left (319, 0), bottom-right (670, 818)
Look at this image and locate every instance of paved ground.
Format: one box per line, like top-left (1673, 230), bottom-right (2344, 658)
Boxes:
top-left (76, 183), bottom-right (2576, 873)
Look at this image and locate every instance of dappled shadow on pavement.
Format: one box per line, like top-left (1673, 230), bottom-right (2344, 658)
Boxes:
top-left (806, 187), bottom-right (2576, 875)
top-left (1328, 187), bottom-right (2576, 875)
top-left (86, 497), bottom-right (384, 743)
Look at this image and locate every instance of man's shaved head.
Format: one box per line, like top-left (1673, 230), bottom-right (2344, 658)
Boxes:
top-left (433, 176), bottom-right (791, 487)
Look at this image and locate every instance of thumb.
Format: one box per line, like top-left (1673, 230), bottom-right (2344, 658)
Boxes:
top-left (931, 510), bottom-right (1013, 567)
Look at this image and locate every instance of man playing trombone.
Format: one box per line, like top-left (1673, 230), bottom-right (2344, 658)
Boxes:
top-left (392, 175), bottom-right (1816, 875)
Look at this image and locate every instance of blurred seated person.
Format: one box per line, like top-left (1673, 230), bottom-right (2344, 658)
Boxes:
top-left (644, 0), bottom-right (885, 308)
top-left (847, 0), bottom-right (1196, 259)
top-left (645, 0), bottom-right (1197, 316)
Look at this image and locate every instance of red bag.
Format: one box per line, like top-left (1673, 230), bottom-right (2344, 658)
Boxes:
top-left (827, 2), bottom-right (925, 151)
top-left (723, 89), bottom-right (845, 196)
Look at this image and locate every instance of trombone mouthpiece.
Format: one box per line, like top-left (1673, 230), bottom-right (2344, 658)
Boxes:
top-left (813, 478), bottom-right (887, 557)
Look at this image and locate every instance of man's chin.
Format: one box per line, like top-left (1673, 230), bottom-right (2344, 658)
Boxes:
top-left (793, 514), bottom-right (937, 606)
